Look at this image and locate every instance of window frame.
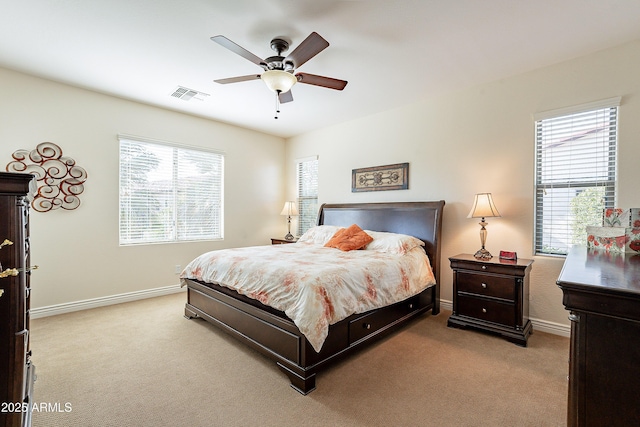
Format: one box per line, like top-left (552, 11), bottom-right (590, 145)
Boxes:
top-left (118, 135), bottom-right (224, 246)
top-left (296, 155), bottom-right (319, 237)
top-left (533, 97), bottom-right (620, 256)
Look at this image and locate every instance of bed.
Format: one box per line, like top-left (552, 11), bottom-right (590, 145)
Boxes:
top-left (182, 200), bottom-right (445, 394)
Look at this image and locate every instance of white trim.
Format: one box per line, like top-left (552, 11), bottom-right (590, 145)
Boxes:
top-left (31, 284), bottom-right (186, 319)
top-left (530, 317), bottom-right (571, 337)
top-left (533, 96), bottom-right (622, 121)
top-left (295, 155), bottom-right (318, 163)
top-left (117, 133), bottom-right (226, 155)
top-left (31, 290), bottom-right (572, 337)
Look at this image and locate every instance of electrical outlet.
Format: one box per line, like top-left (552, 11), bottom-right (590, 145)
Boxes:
top-left (174, 264), bottom-right (182, 274)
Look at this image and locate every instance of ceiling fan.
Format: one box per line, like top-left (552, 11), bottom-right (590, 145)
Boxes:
top-left (211, 32), bottom-right (348, 118)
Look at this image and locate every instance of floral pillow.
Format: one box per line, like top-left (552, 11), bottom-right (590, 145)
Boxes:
top-left (364, 230), bottom-right (425, 255)
top-left (324, 224), bottom-right (374, 251)
top-left (297, 225), bottom-right (343, 246)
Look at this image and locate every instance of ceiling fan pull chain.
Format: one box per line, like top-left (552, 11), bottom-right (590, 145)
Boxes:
top-left (275, 91), bottom-right (281, 119)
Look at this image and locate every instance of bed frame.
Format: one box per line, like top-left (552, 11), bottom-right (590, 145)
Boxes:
top-left (183, 200), bottom-right (445, 394)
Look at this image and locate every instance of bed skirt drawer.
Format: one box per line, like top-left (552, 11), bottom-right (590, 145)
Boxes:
top-left (349, 295), bottom-right (421, 344)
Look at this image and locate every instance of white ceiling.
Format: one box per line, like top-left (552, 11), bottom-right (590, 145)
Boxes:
top-left (1, 0), bottom-right (640, 138)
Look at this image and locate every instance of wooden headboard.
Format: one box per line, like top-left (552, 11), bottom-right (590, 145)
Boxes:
top-left (317, 200), bottom-right (445, 288)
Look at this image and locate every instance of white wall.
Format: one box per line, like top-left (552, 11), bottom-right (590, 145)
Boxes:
top-left (285, 39), bottom-right (640, 329)
top-left (4, 38), bottom-right (639, 327)
top-left (0, 67), bottom-right (285, 309)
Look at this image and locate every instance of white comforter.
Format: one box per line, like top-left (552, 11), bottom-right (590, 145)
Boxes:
top-left (180, 243), bottom-right (435, 352)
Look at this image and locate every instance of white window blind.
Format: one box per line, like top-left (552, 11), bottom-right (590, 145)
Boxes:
top-left (296, 156), bottom-right (319, 236)
top-left (534, 99), bottom-right (619, 255)
top-left (119, 137), bottom-right (224, 245)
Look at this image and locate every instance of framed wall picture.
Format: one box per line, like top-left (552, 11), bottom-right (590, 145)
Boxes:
top-left (352, 162), bottom-right (409, 192)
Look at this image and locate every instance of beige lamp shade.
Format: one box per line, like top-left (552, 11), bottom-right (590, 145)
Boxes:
top-left (280, 201), bottom-right (299, 216)
top-left (467, 193), bottom-right (501, 219)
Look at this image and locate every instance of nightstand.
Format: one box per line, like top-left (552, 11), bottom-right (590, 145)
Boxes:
top-left (271, 238), bottom-right (298, 245)
top-left (447, 253), bottom-right (533, 346)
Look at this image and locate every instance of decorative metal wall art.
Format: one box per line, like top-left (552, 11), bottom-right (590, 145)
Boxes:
top-left (6, 142), bottom-right (88, 212)
top-left (352, 162), bottom-right (409, 192)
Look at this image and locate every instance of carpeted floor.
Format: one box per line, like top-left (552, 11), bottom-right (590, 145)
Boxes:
top-left (29, 292), bottom-right (568, 426)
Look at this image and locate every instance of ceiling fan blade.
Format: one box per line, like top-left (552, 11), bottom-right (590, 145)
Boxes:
top-left (284, 32), bottom-right (329, 69)
top-left (214, 74), bottom-right (261, 84)
top-left (296, 73), bottom-right (348, 90)
top-left (211, 35), bottom-right (266, 68)
top-left (279, 90), bottom-right (294, 104)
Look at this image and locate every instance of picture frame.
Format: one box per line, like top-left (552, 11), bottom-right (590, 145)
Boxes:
top-left (351, 162), bottom-right (409, 192)
top-left (499, 250), bottom-right (518, 261)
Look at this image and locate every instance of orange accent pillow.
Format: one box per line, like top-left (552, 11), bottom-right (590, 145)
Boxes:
top-left (324, 224), bottom-right (373, 251)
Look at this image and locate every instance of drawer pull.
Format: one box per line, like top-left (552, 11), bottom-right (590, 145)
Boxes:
top-left (482, 308), bottom-right (487, 313)
top-left (0, 265), bottom-right (39, 278)
top-left (408, 303), bottom-right (413, 309)
top-left (364, 323), bottom-right (371, 330)
top-left (481, 283), bottom-right (487, 289)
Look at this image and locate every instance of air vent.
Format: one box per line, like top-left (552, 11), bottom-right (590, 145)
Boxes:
top-left (170, 86), bottom-right (210, 101)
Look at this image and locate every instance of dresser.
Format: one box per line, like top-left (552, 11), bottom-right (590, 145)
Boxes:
top-left (0, 172), bottom-right (36, 427)
top-left (448, 253), bottom-right (533, 346)
top-left (557, 246), bottom-right (640, 426)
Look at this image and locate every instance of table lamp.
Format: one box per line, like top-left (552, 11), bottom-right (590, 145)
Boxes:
top-left (280, 201), bottom-right (299, 241)
top-left (467, 193), bottom-right (501, 259)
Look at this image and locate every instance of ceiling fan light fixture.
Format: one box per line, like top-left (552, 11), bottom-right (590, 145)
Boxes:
top-left (261, 70), bottom-right (297, 93)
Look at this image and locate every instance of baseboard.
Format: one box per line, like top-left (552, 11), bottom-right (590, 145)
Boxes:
top-left (31, 284), bottom-right (186, 319)
top-left (438, 299), bottom-right (570, 338)
top-left (440, 299), bottom-right (453, 312)
top-left (31, 289), bottom-right (572, 337)
top-left (529, 317), bottom-right (571, 337)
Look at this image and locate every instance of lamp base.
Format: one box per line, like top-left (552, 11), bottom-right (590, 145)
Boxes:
top-left (473, 248), bottom-right (493, 260)
top-left (284, 232), bottom-right (295, 241)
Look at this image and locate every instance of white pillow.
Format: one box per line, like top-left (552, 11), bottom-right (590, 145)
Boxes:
top-left (364, 230), bottom-right (424, 255)
top-left (297, 225), bottom-right (344, 246)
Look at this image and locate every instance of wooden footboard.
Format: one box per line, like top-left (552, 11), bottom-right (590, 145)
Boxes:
top-left (184, 279), bottom-right (437, 394)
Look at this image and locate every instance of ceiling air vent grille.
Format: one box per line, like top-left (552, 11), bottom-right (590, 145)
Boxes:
top-left (170, 86), bottom-right (209, 101)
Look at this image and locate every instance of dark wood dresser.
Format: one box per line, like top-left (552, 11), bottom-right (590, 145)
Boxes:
top-left (0, 172), bottom-right (36, 427)
top-left (557, 246), bottom-right (640, 426)
top-left (448, 253), bottom-right (533, 346)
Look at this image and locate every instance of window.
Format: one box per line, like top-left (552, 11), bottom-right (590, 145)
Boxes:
top-left (534, 98), bottom-right (620, 256)
top-left (296, 156), bottom-right (319, 236)
top-left (119, 136), bottom-right (224, 245)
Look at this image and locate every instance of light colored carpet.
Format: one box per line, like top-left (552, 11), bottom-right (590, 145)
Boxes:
top-left (29, 292), bottom-right (568, 426)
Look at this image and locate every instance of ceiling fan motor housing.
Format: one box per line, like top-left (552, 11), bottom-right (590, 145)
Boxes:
top-left (264, 55), bottom-right (293, 71)
top-left (266, 38), bottom-right (294, 71)
top-left (270, 38), bottom-right (289, 55)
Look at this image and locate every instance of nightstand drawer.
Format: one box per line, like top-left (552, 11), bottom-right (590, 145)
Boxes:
top-left (457, 295), bottom-right (515, 327)
top-left (271, 238), bottom-right (298, 245)
top-left (457, 272), bottom-right (515, 301)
